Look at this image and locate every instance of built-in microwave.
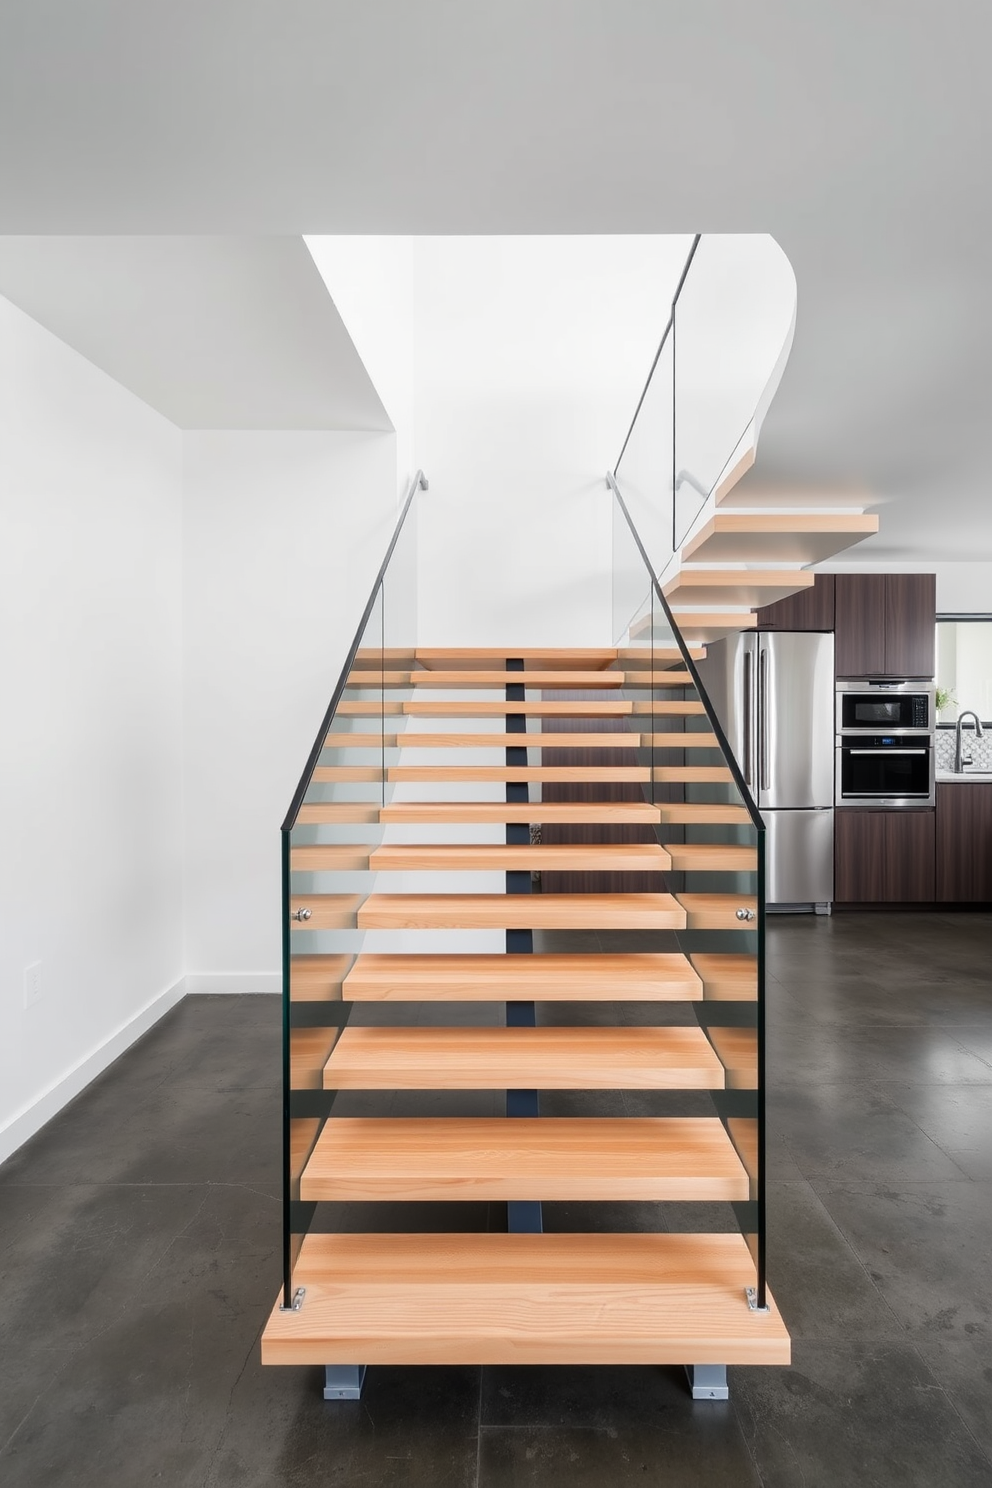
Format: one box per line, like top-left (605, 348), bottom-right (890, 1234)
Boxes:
top-left (836, 679), bottom-right (934, 735)
top-left (836, 733), bottom-right (935, 807)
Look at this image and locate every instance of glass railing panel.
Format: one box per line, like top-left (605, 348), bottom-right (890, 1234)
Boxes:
top-left (610, 472), bottom-right (767, 1310)
top-left (381, 484), bottom-right (419, 799)
top-left (673, 234), bottom-right (796, 549)
top-left (614, 319), bottom-right (676, 582)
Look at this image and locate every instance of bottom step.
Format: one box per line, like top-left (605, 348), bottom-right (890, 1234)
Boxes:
top-left (261, 1232), bottom-right (789, 1367)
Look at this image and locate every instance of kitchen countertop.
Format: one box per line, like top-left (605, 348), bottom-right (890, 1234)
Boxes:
top-left (936, 769), bottom-right (992, 783)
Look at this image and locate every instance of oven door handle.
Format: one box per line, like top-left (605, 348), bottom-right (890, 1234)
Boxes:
top-left (847, 748), bottom-right (928, 755)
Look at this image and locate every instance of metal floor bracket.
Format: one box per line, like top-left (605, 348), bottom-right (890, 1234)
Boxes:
top-left (324, 1365), bottom-right (367, 1401)
top-left (746, 1286), bottom-right (770, 1314)
top-left (279, 1287), bottom-right (305, 1313)
top-left (685, 1364), bottom-right (729, 1401)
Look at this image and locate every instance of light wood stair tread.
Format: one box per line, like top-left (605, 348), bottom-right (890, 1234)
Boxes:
top-left (706, 1027), bottom-right (758, 1089)
top-left (367, 843), bottom-right (672, 872)
top-left (403, 699), bottom-right (635, 716)
top-left (300, 1116), bottom-right (749, 1201)
top-left (324, 1026), bottom-right (726, 1089)
top-left (296, 804), bottom-right (381, 825)
top-left (261, 1231), bottom-right (790, 1366)
top-left (341, 952), bottom-right (702, 1001)
top-left (290, 954), bottom-right (352, 1002)
top-left (355, 893), bottom-right (686, 931)
top-left (666, 843), bottom-right (758, 872)
top-left (292, 845), bottom-right (372, 871)
top-left (410, 670), bottom-right (625, 688)
top-left (325, 731), bottom-right (659, 750)
top-left (670, 612), bottom-right (758, 644)
top-left (677, 892), bottom-right (759, 929)
top-left (383, 765), bottom-right (654, 782)
top-left (289, 895), bottom-right (363, 930)
top-left (663, 570), bottom-right (815, 610)
top-left (658, 803), bottom-right (752, 824)
top-left (690, 953), bottom-right (758, 1001)
top-left (413, 648), bottom-right (619, 669)
top-left (289, 1028), bottom-right (339, 1089)
top-left (681, 511), bottom-right (879, 566)
top-left (380, 801), bottom-right (663, 824)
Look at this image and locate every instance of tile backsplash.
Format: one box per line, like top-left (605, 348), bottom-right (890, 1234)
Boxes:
top-left (936, 727), bottom-right (992, 771)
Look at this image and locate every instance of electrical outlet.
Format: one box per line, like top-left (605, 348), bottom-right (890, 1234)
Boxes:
top-left (23, 962), bottom-right (42, 1009)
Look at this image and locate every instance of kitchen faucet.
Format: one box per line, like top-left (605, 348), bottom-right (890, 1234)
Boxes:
top-left (954, 710), bottom-right (985, 772)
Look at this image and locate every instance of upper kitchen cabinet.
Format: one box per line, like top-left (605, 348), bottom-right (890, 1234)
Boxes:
top-left (756, 574), bottom-right (835, 631)
top-left (834, 573), bottom-right (935, 677)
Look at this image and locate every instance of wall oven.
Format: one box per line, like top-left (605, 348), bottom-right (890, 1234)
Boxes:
top-left (836, 733), bottom-right (935, 807)
top-left (836, 679), bottom-right (934, 735)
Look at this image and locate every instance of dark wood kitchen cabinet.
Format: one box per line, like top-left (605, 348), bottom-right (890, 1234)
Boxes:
top-left (835, 809), bottom-right (936, 902)
top-left (834, 573), bottom-right (935, 677)
top-left (756, 573), bottom-right (835, 631)
top-left (936, 783), bottom-right (992, 901)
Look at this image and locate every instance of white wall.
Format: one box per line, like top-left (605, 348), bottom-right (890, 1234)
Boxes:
top-left (182, 431), bottom-right (398, 983)
top-left (0, 296), bottom-right (185, 1161)
top-left (305, 236), bottom-right (417, 495)
top-left (412, 236), bottom-right (694, 645)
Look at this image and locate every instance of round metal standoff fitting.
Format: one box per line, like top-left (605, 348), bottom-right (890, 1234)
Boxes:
top-left (292, 907), bottom-right (312, 922)
top-left (735, 907), bottom-right (756, 922)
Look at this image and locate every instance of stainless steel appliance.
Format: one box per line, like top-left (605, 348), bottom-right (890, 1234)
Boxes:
top-left (835, 732), bottom-right (934, 807)
top-left (836, 679), bottom-right (934, 734)
top-left (694, 631), bottom-right (835, 911)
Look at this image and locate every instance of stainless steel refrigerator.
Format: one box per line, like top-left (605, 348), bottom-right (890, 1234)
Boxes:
top-left (694, 631), bottom-right (834, 910)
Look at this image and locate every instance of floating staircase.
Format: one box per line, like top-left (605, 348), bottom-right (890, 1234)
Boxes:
top-left (261, 623), bottom-right (791, 1394)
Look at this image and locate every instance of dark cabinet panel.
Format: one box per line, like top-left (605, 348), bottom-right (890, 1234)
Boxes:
top-left (884, 574), bottom-right (936, 677)
top-left (756, 574), bottom-right (835, 631)
top-left (835, 809), bottom-right (935, 902)
top-left (834, 574), bottom-right (886, 675)
top-left (936, 783), bottom-right (992, 901)
top-left (834, 573), bottom-right (936, 678)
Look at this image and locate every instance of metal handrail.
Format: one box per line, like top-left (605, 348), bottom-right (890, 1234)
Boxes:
top-left (280, 469), bottom-right (428, 834)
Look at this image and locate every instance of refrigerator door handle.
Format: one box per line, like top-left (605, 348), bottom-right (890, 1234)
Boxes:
top-left (759, 645), bottom-right (769, 794)
top-left (743, 648), bottom-right (754, 788)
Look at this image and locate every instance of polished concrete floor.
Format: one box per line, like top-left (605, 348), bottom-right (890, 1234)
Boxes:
top-left (1, 912), bottom-right (991, 1486)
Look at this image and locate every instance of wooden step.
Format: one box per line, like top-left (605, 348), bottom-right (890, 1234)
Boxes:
top-left (300, 1117), bottom-right (748, 1201)
top-left (325, 732), bottom-right (647, 750)
top-left (342, 952), bottom-right (702, 1001)
top-left (380, 801), bottom-right (662, 825)
top-left (312, 765), bottom-right (381, 783)
top-left (631, 700), bottom-right (705, 716)
top-left (414, 648), bottom-right (619, 670)
top-left (677, 892), bottom-right (758, 929)
top-left (367, 843), bottom-right (672, 872)
top-left (644, 733), bottom-right (720, 750)
top-left (290, 895), bottom-right (362, 930)
top-left (292, 845), bottom-right (371, 872)
top-left (410, 670), bottom-right (625, 689)
top-left (291, 954), bottom-right (352, 1002)
top-left (666, 843), bottom-right (758, 872)
top-left (663, 569), bottom-right (815, 610)
top-left (296, 803), bottom-right (381, 825)
top-left (260, 1231), bottom-right (790, 1366)
top-left (654, 766), bottom-right (733, 783)
top-left (681, 510), bottom-right (879, 566)
top-left (355, 893), bottom-right (686, 931)
top-left (290, 1028), bottom-right (339, 1089)
top-left (346, 671), bottom-right (415, 688)
top-left (337, 700), bottom-right (407, 715)
top-left (670, 612), bottom-right (758, 644)
top-left (631, 610), bottom-right (754, 642)
top-left (658, 803), bottom-right (752, 825)
top-left (690, 953), bottom-right (758, 1001)
top-left (323, 1026), bottom-right (726, 1090)
top-left (384, 765), bottom-right (651, 783)
top-left (403, 699), bottom-right (635, 717)
top-left (706, 1027), bottom-right (758, 1090)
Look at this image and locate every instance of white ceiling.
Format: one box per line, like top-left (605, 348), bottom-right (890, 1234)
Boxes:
top-left (0, 236), bottom-right (390, 429)
top-left (1, 2), bottom-right (991, 557)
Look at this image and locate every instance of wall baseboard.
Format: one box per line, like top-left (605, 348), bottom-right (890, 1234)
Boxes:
top-left (0, 976), bottom-right (188, 1167)
top-left (185, 972), bottom-right (281, 995)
